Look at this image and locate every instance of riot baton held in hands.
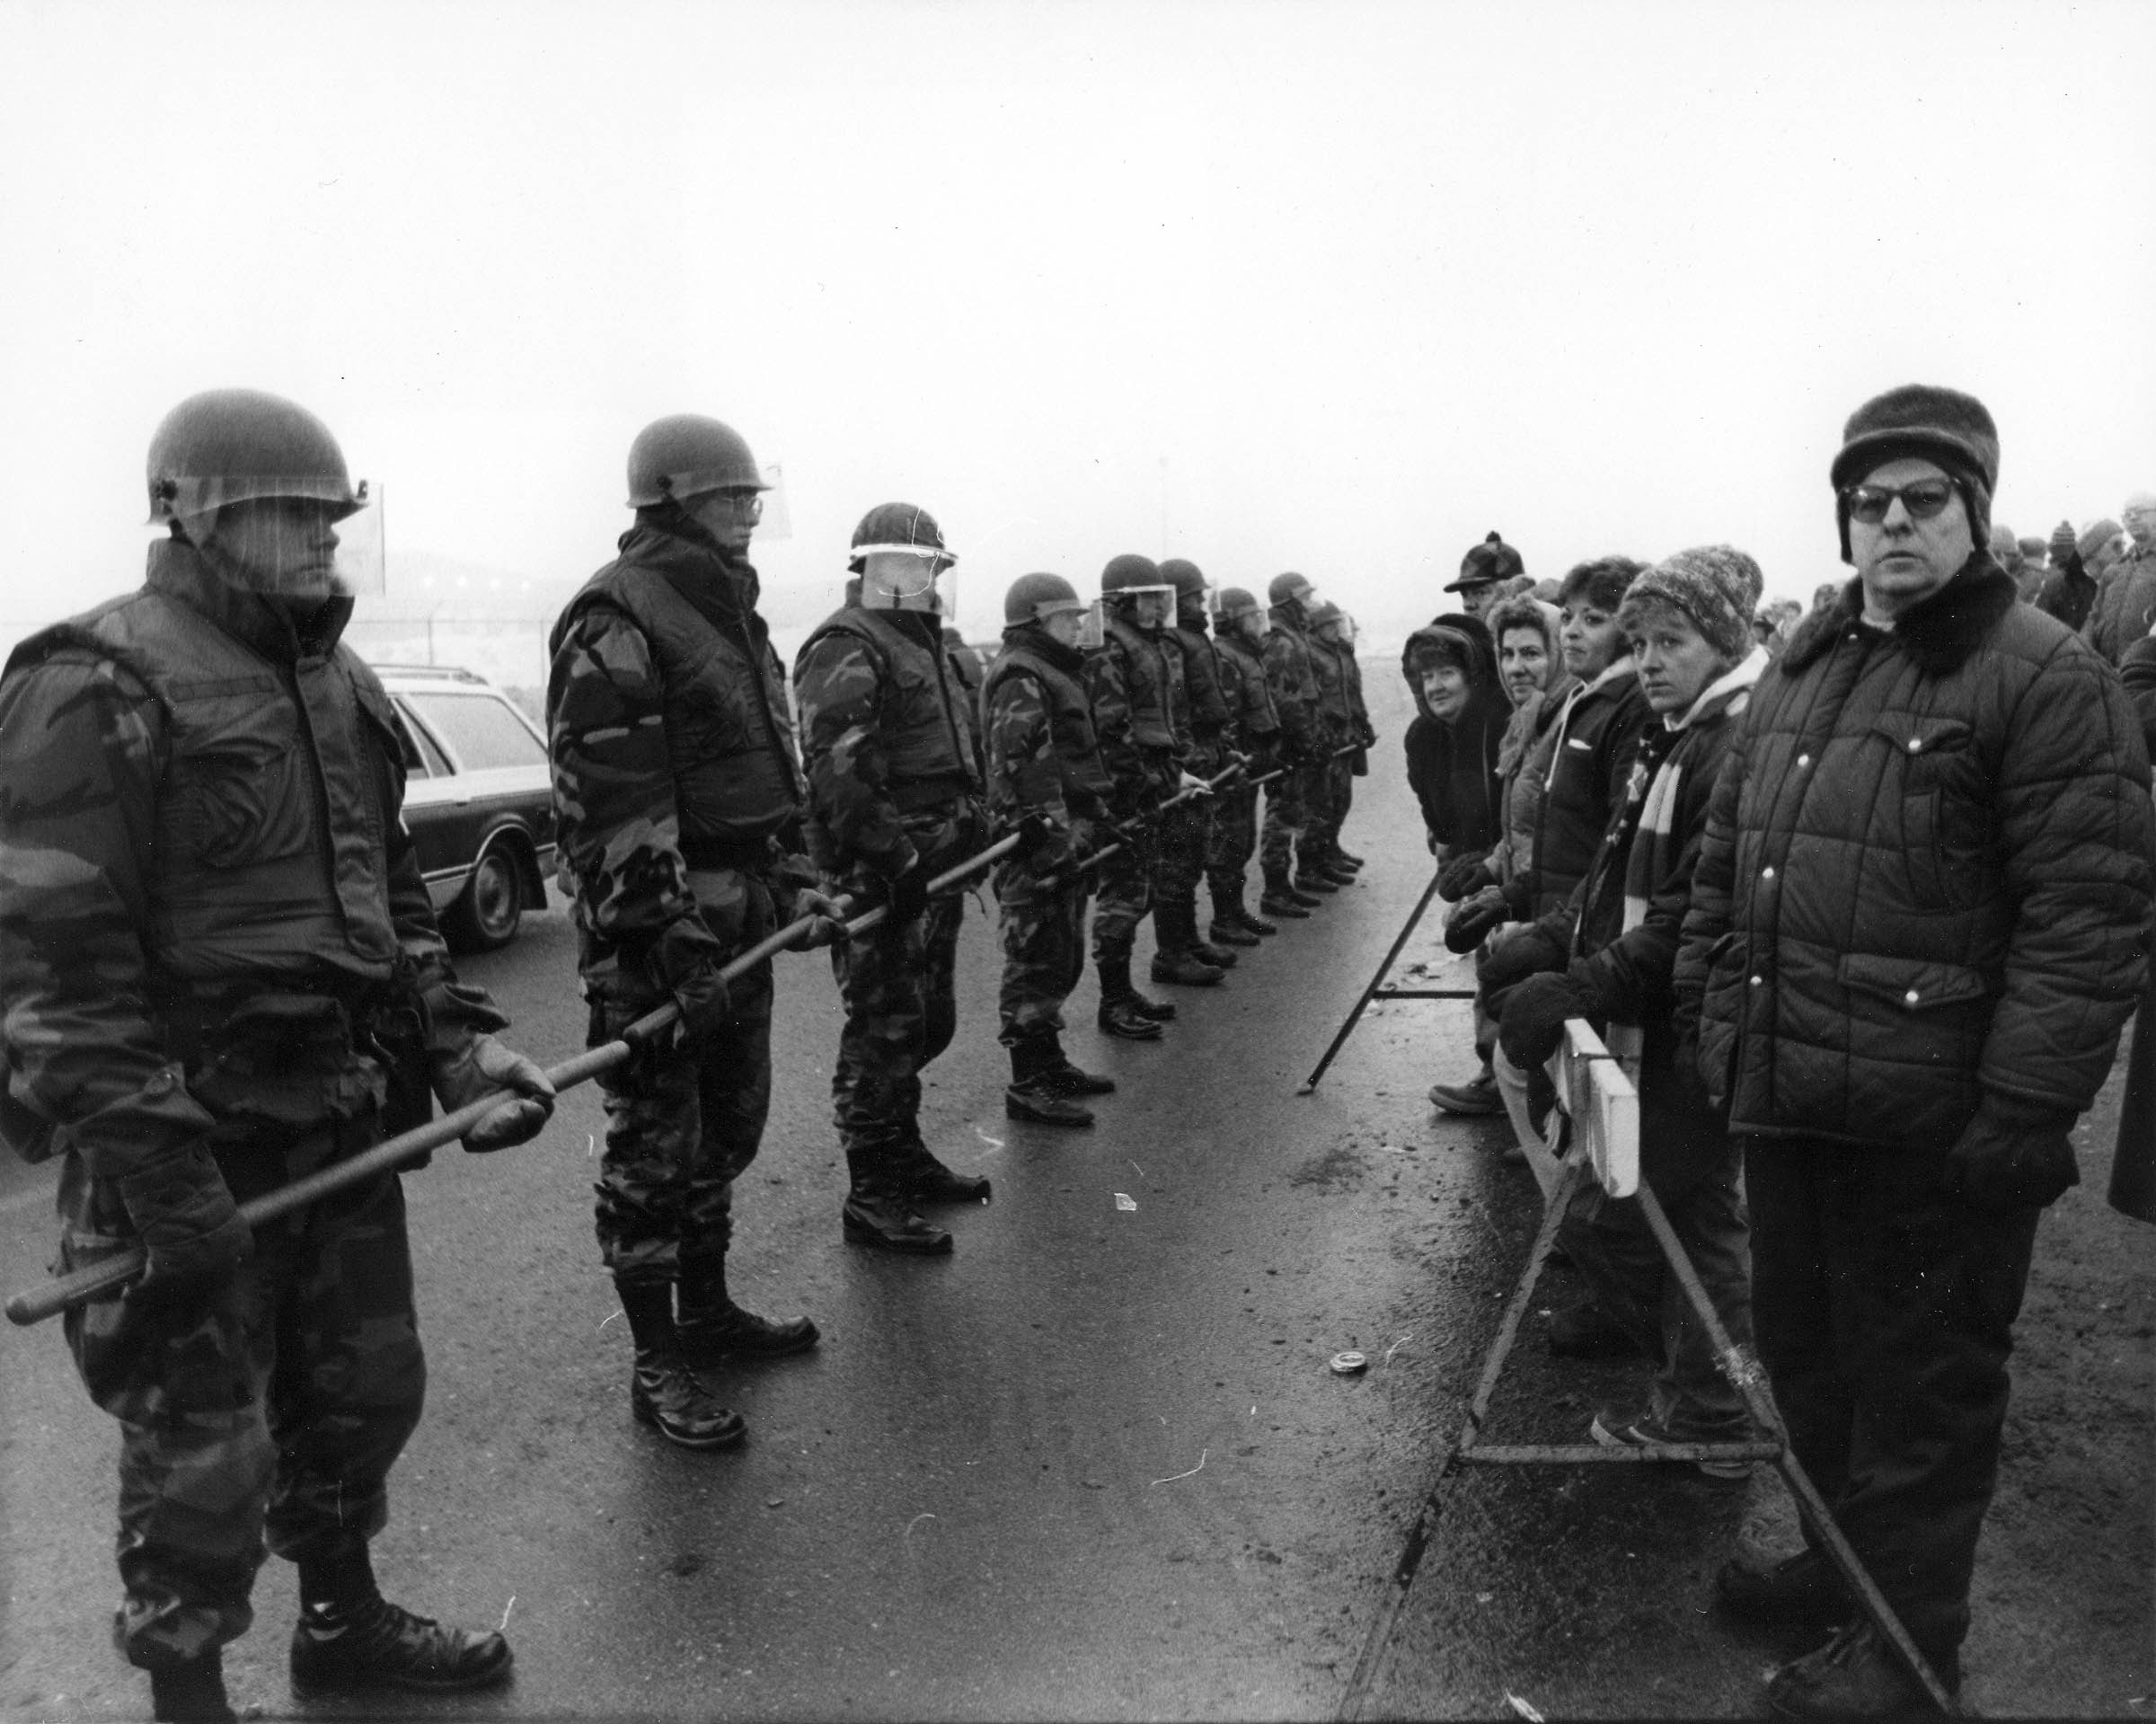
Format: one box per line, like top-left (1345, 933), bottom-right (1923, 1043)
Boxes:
top-left (1045, 759), bottom-right (1254, 888)
top-left (5, 830), bottom-right (1024, 1328)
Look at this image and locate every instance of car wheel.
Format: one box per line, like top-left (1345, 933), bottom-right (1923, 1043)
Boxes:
top-left (447, 844), bottom-right (524, 952)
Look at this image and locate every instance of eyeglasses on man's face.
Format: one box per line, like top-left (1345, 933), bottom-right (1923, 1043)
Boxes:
top-left (1843, 478), bottom-right (1957, 526)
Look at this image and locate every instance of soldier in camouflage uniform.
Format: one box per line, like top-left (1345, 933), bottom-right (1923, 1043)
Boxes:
top-left (548, 413), bottom-right (844, 1454)
top-left (1088, 555), bottom-right (1215, 1036)
top-left (1304, 600), bottom-right (1372, 880)
top-left (1205, 586), bottom-right (1283, 943)
top-left (0, 391), bottom-right (555, 1722)
top-left (1335, 611), bottom-right (1377, 869)
top-left (1153, 559), bottom-right (1245, 975)
top-left (795, 503), bottom-right (993, 1255)
top-left (983, 574), bottom-right (1120, 1127)
top-left (1259, 572), bottom-right (1330, 917)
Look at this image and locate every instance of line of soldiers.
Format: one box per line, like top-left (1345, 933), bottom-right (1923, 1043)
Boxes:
top-left (0, 393), bottom-right (1381, 1721)
top-left (545, 414), bottom-right (1380, 1456)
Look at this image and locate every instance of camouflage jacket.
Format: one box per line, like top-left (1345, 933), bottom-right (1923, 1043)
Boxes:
top-left (1214, 629), bottom-right (1282, 739)
top-left (1263, 603), bottom-right (1322, 754)
top-left (547, 524), bottom-right (816, 988)
top-left (980, 627), bottom-right (1114, 841)
top-left (794, 606), bottom-right (982, 880)
top-left (1082, 634), bottom-right (1178, 812)
top-left (0, 542), bottom-right (503, 1180)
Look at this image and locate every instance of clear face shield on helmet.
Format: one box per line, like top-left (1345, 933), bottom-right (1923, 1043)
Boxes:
top-left (860, 549), bottom-right (951, 613)
top-left (1073, 598), bottom-right (1107, 650)
top-left (1113, 583), bottom-right (1177, 631)
top-left (1034, 596), bottom-right (1091, 650)
top-left (153, 477), bottom-right (384, 602)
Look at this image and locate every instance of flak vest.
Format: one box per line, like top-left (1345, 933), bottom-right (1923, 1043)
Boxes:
top-left (800, 607), bottom-right (981, 809)
top-left (11, 583), bottom-right (402, 997)
top-left (1215, 633), bottom-right (1282, 736)
top-left (1103, 616), bottom-right (1178, 752)
top-left (1308, 635), bottom-right (1353, 735)
top-left (980, 636), bottom-right (1116, 806)
top-left (1170, 626), bottom-right (1234, 768)
top-left (555, 551), bottom-right (804, 850)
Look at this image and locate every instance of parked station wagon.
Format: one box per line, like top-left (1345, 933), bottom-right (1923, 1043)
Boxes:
top-left (377, 665), bottom-right (555, 951)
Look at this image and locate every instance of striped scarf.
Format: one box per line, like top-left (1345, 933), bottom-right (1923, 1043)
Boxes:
top-left (1619, 649), bottom-right (1769, 932)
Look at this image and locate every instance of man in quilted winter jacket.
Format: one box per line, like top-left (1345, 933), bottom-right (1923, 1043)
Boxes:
top-left (1675, 385), bottom-right (2153, 1717)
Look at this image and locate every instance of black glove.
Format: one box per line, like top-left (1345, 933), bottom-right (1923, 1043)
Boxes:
top-left (1498, 971), bottom-right (1601, 1071)
top-left (888, 862), bottom-right (932, 921)
top-left (1943, 1093), bottom-right (2081, 1211)
top-left (1479, 922), bottom-right (1570, 997)
top-left (1444, 889), bottom-right (1510, 954)
top-left (119, 1143), bottom-right (252, 1312)
top-left (433, 1034), bottom-right (557, 1153)
top-left (667, 958), bottom-right (735, 1044)
top-left (1356, 720), bottom-right (1378, 749)
top-left (1011, 811), bottom-right (1059, 862)
top-left (1436, 852), bottom-right (1494, 901)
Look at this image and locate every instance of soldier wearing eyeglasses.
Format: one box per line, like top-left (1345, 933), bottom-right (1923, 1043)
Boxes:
top-left (1674, 385), bottom-right (2153, 1717)
top-left (548, 416), bottom-right (844, 1454)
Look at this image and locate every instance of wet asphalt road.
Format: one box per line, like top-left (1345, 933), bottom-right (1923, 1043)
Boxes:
top-left (5, 669), bottom-right (2067, 1722)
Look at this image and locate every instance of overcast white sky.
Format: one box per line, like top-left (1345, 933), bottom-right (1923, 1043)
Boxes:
top-left (3, 0), bottom-right (2151, 645)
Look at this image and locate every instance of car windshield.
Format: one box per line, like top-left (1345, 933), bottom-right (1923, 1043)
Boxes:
top-left (404, 691), bottom-right (545, 773)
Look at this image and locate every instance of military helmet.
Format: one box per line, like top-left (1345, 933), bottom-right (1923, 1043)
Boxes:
top-left (1309, 599), bottom-right (1344, 627)
top-left (146, 389), bottom-right (366, 526)
top-left (1101, 553), bottom-right (1163, 593)
top-left (1004, 571), bottom-right (1085, 625)
top-left (849, 501), bottom-right (954, 573)
top-left (626, 414), bottom-right (767, 509)
top-left (1157, 557), bottom-right (1207, 598)
top-left (1214, 585), bottom-right (1261, 620)
top-left (1268, 571), bottom-right (1314, 606)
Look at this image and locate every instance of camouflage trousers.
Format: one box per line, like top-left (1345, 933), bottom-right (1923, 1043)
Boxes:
top-left (588, 864), bottom-right (778, 1282)
top-left (1090, 817), bottom-right (1156, 964)
top-left (829, 806), bottom-right (973, 1166)
top-left (1153, 797), bottom-right (1215, 918)
top-left (1311, 753), bottom-right (1354, 853)
top-left (994, 858), bottom-right (1091, 1046)
top-left (1206, 780), bottom-right (1259, 897)
top-left (1260, 762), bottom-right (1321, 880)
top-left (57, 1126), bottom-right (422, 1670)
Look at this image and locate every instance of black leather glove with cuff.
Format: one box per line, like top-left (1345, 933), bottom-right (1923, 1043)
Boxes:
top-left (119, 1143), bottom-right (252, 1312)
top-left (1943, 1092), bottom-right (2081, 1211)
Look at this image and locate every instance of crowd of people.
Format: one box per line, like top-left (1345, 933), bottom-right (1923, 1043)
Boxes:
top-left (2, 381), bottom-right (2149, 1722)
top-left (1399, 384), bottom-right (2155, 1718)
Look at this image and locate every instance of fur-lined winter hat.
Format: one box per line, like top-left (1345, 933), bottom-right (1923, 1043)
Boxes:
top-left (1831, 385), bottom-right (1999, 561)
top-left (1619, 545), bottom-right (1764, 663)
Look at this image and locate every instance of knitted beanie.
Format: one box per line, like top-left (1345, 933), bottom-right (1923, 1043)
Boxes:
top-left (1618, 544), bottom-right (1764, 662)
top-left (2079, 517), bottom-right (2123, 560)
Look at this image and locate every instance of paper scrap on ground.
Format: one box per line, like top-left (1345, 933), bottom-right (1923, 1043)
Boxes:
top-left (1507, 1695), bottom-right (1545, 1723)
top-left (1114, 1192), bottom-right (1137, 1211)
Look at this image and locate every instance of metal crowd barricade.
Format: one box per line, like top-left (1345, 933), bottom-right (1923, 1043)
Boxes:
top-left (1336, 1021), bottom-right (1960, 1719)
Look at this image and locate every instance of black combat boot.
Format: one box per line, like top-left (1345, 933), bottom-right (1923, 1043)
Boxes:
top-left (842, 1150), bottom-right (956, 1252)
top-left (1149, 903), bottom-right (1225, 986)
top-left (289, 1540), bottom-right (516, 1696)
top-left (1335, 846), bottom-right (1366, 870)
top-left (1206, 884), bottom-right (1262, 946)
top-left (614, 1278), bottom-right (747, 1449)
top-left (1318, 857), bottom-right (1359, 887)
top-left (1037, 1032), bottom-right (1115, 1096)
top-left (1096, 952), bottom-right (1168, 1039)
top-left (894, 1119), bottom-right (993, 1202)
top-left (676, 1252), bottom-right (819, 1362)
top-left (1005, 1036), bottom-right (1095, 1127)
top-left (150, 1655), bottom-right (236, 1724)
top-left (1231, 897), bottom-right (1278, 936)
top-left (1293, 853), bottom-right (1339, 893)
top-left (1259, 869), bottom-right (1312, 919)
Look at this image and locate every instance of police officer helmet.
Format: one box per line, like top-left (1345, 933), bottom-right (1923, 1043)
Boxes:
top-left (1158, 557), bottom-right (1207, 598)
top-left (1215, 585), bottom-right (1261, 621)
top-left (1268, 571), bottom-right (1314, 607)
